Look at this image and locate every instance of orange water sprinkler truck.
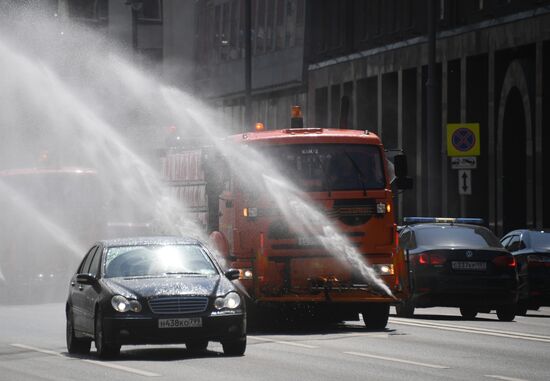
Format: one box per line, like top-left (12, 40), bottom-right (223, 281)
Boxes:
top-left (162, 107), bottom-right (413, 329)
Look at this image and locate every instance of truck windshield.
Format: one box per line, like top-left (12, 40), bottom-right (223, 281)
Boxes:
top-left (265, 144), bottom-right (385, 192)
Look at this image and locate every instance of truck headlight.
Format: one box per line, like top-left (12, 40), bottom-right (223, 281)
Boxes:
top-left (373, 264), bottom-right (394, 275)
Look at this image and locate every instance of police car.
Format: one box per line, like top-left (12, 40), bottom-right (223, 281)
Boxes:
top-left (397, 218), bottom-right (518, 321)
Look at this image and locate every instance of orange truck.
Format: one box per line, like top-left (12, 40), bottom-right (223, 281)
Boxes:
top-left (161, 109), bottom-right (412, 329)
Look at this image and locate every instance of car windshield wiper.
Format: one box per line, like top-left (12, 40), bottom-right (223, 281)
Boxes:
top-left (163, 271), bottom-right (204, 276)
top-left (343, 151), bottom-right (367, 196)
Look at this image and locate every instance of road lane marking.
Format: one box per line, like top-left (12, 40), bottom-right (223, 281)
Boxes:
top-left (485, 375), bottom-right (529, 381)
top-left (10, 344), bottom-right (161, 377)
top-left (344, 351), bottom-right (450, 369)
top-left (391, 317), bottom-right (550, 339)
top-left (81, 359), bottom-right (161, 377)
top-left (248, 336), bottom-right (318, 348)
top-left (389, 319), bottom-right (550, 343)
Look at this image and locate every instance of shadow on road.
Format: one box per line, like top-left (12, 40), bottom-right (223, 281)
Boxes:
top-left (390, 312), bottom-right (495, 322)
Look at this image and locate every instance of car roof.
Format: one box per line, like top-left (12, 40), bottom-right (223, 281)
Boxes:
top-left (405, 223), bottom-right (484, 230)
top-left (99, 236), bottom-right (203, 248)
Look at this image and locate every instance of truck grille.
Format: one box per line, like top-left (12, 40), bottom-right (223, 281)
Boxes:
top-left (148, 296), bottom-right (209, 314)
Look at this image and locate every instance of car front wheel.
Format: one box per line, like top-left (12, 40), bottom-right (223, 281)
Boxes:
top-left (222, 337), bottom-right (246, 356)
top-left (66, 311), bottom-right (91, 355)
top-left (94, 311), bottom-right (121, 359)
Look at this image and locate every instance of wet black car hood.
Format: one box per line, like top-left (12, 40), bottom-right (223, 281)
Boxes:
top-left (102, 275), bottom-right (236, 299)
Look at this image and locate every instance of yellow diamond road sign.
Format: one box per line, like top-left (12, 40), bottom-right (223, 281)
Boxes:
top-left (447, 123), bottom-right (480, 157)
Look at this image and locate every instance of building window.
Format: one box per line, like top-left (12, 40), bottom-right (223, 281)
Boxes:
top-left (68, 0), bottom-right (108, 22)
top-left (135, 0), bottom-right (162, 22)
top-left (275, 0), bottom-right (285, 49)
top-left (255, 0), bottom-right (266, 53)
top-left (266, 0), bottom-right (275, 51)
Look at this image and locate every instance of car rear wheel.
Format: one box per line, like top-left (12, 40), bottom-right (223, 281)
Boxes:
top-left (66, 312), bottom-right (91, 355)
top-left (496, 305), bottom-right (516, 321)
top-left (94, 311), bottom-right (121, 359)
top-left (186, 340), bottom-right (209, 353)
top-left (362, 303), bottom-right (390, 330)
top-left (459, 307), bottom-right (478, 319)
top-left (222, 337), bottom-right (246, 356)
top-left (395, 299), bottom-right (415, 318)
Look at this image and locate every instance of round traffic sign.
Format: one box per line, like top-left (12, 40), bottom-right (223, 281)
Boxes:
top-left (451, 128), bottom-right (476, 152)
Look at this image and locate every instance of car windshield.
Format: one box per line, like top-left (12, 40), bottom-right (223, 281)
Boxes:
top-left (103, 244), bottom-right (217, 278)
top-left (530, 232), bottom-right (550, 251)
top-left (415, 226), bottom-right (502, 248)
top-left (263, 143), bottom-right (386, 191)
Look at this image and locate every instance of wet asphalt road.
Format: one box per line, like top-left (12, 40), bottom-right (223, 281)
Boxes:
top-left (0, 303), bottom-right (549, 381)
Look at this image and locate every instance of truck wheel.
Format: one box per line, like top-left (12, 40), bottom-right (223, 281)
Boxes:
top-left (496, 305), bottom-right (516, 322)
top-left (395, 299), bottom-right (415, 318)
top-left (362, 303), bottom-right (390, 330)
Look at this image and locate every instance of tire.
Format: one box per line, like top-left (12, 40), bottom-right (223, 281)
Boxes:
top-left (362, 303), bottom-right (390, 330)
top-left (222, 337), bottom-right (246, 356)
top-left (186, 340), bottom-right (209, 353)
top-left (459, 307), bottom-right (478, 320)
top-left (496, 305), bottom-right (516, 322)
top-left (516, 301), bottom-right (528, 316)
top-left (94, 311), bottom-right (121, 359)
top-left (395, 300), bottom-right (415, 318)
top-left (66, 311), bottom-right (91, 355)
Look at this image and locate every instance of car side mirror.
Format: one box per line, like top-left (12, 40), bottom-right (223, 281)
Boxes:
top-left (76, 273), bottom-right (97, 285)
top-left (224, 268), bottom-right (240, 281)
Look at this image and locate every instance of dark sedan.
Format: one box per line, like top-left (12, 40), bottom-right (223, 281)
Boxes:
top-left (66, 237), bottom-right (246, 358)
top-left (501, 229), bottom-right (550, 315)
top-left (397, 218), bottom-right (518, 321)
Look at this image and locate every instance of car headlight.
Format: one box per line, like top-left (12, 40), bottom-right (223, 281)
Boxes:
top-left (111, 295), bottom-right (142, 313)
top-left (214, 292), bottom-right (241, 310)
top-left (372, 264), bottom-right (394, 275)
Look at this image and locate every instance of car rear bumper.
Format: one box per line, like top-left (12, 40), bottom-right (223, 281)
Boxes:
top-left (103, 313), bottom-right (246, 345)
top-left (412, 290), bottom-right (518, 308)
top-left (411, 275), bottom-right (518, 308)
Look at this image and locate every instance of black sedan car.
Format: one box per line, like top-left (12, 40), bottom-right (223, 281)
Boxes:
top-left (501, 229), bottom-right (550, 314)
top-left (66, 237), bottom-right (246, 358)
top-left (397, 218), bottom-right (518, 321)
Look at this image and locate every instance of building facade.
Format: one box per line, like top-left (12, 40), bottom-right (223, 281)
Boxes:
top-left (193, 0), bottom-right (307, 133)
top-left (306, 0), bottom-right (550, 234)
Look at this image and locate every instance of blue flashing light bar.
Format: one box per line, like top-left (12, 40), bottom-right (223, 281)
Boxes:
top-left (403, 217), bottom-right (485, 225)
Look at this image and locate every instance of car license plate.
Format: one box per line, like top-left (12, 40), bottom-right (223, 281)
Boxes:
top-left (158, 318), bottom-right (202, 329)
top-left (452, 261), bottom-right (487, 271)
